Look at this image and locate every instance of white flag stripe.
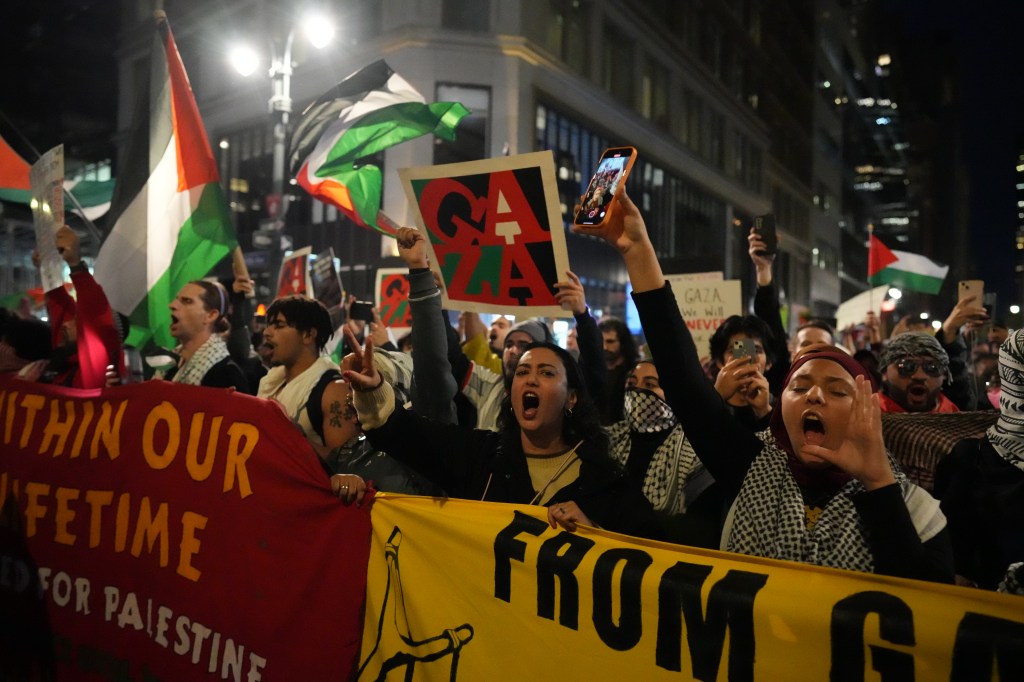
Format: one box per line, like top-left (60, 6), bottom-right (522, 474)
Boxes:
top-left (890, 249), bottom-right (949, 279)
top-left (95, 136), bottom-right (178, 314)
top-left (301, 73), bottom-right (425, 185)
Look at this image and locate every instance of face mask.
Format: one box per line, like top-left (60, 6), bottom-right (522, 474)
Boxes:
top-left (624, 388), bottom-right (678, 433)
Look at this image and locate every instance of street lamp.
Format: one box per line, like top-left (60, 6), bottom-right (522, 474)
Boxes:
top-left (229, 12), bottom-right (334, 286)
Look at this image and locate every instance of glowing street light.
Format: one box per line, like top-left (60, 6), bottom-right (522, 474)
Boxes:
top-left (888, 287), bottom-right (903, 300)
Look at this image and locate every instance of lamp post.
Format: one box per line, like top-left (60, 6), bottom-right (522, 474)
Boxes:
top-left (229, 14), bottom-right (334, 291)
top-left (268, 29), bottom-right (295, 225)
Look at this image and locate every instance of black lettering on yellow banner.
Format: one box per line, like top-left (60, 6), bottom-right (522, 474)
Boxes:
top-left (830, 591), bottom-right (915, 681)
top-left (593, 548), bottom-right (652, 651)
top-left (950, 613), bottom-right (1024, 680)
top-left (656, 562), bottom-right (768, 679)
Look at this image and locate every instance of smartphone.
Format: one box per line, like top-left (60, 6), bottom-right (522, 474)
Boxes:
top-left (753, 214), bottom-right (777, 256)
top-left (573, 146), bottom-right (637, 227)
top-left (349, 301), bottom-right (375, 322)
top-left (958, 280), bottom-right (984, 305)
top-left (731, 338), bottom-right (756, 363)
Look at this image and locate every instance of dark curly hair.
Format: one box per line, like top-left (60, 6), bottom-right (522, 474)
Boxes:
top-left (498, 341), bottom-right (609, 461)
top-left (265, 296), bottom-right (334, 353)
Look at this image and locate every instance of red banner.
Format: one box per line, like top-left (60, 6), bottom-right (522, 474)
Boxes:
top-left (0, 374), bottom-right (371, 680)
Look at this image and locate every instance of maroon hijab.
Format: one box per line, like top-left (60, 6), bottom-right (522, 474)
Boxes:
top-left (768, 346), bottom-right (878, 489)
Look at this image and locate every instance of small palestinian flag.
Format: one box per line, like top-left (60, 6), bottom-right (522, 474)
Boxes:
top-left (868, 234), bottom-right (948, 295)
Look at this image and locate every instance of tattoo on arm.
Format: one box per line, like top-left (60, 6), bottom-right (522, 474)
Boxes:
top-left (328, 400), bottom-right (344, 428)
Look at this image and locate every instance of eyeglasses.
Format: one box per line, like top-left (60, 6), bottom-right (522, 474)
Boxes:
top-left (894, 358), bottom-right (944, 378)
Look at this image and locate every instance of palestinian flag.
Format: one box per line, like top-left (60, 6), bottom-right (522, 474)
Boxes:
top-left (868, 234), bottom-right (948, 295)
top-left (0, 131), bottom-right (31, 203)
top-left (94, 11), bottom-right (235, 350)
top-left (289, 59), bottom-right (469, 236)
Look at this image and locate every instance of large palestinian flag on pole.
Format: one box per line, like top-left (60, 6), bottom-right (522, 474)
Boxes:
top-left (867, 233), bottom-right (949, 295)
top-left (289, 59), bottom-right (469, 236)
top-left (95, 11), bottom-right (235, 350)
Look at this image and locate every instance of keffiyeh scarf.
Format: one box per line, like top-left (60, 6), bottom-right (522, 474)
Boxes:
top-left (608, 389), bottom-right (709, 515)
top-left (986, 329), bottom-right (1024, 472)
top-left (722, 430), bottom-right (944, 573)
top-left (172, 335), bottom-right (229, 386)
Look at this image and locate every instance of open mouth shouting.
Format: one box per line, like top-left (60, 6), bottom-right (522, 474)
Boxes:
top-left (905, 382), bottom-right (931, 404)
top-left (521, 392), bottom-right (540, 420)
top-left (801, 412), bottom-right (826, 447)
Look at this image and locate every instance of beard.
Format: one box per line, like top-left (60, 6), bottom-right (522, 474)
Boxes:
top-left (885, 381), bottom-right (941, 412)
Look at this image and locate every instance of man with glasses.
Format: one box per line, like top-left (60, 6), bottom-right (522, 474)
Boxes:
top-left (878, 332), bottom-right (964, 413)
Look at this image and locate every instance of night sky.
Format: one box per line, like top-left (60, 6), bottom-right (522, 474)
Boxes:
top-left (886, 0), bottom-right (1024, 311)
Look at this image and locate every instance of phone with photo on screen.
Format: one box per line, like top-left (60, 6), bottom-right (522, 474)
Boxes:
top-left (573, 146), bottom-right (637, 227)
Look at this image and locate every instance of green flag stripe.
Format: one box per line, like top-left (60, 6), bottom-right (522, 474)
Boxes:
top-left (315, 102), bottom-right (470, 177)
top-left (869, 268), bottom-right (945, 295)
top-left (126, 182), bottom-right (236, 349)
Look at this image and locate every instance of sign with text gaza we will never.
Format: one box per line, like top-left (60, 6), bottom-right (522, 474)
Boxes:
top-left (0, 375), bottom-right (370, 680)
top-left (399, 151), bottom-right (572, 318)
top-left (665, 272), bottom-right (742, 361)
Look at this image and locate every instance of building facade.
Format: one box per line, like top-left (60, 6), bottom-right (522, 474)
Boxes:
top-left (107, 0), bottom-right (905, 333)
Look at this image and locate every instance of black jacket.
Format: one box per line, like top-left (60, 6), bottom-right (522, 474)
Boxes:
top-left (364, 402), bottom-right (663, 540)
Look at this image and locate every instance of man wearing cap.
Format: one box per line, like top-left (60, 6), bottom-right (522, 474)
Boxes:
top-left (878, 332), bottom-right (961, 413)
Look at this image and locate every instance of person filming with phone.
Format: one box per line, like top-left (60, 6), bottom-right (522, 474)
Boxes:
top-left (709, 319), bottom-right (777, 430)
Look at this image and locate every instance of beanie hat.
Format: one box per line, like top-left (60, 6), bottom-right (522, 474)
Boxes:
top-left (508, 319), bottom-right (553, 344)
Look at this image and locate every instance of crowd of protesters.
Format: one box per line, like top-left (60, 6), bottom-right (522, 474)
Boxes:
top-left (2, 188), bottom-right (1022, 597)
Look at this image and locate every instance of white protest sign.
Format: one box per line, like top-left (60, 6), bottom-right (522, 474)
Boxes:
top-left (30, 145), bottom-right (65, 292)
top-left (666, 272), bottom-right (742, 362)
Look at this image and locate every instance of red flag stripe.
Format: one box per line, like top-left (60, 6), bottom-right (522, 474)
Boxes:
top-left (163, 26), bottom-right (219, 191)
top-left (868, 234), bottom-right (899, 278)
top-left (0, 133), bottom-right (31, 190)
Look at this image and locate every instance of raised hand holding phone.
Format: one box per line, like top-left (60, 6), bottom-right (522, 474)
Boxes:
top-left (573, 146), bottom-right (637, 227)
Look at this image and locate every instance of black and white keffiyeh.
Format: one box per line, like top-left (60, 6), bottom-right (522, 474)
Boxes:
top-left (608, 389), bottom-right (710, 515)
top-left (987, 329), bottom-right (1024, 472)
top-left (722, 430), bottom-right (945, 573)
top-left (171, 334), bottom-right (229, 386)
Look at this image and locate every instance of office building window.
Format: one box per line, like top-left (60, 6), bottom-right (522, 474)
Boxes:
top-left (601, 25), bottom-right (633, 104)
top-left (640, 57), bottom-right (670, 131)
top-left (442, 0), bottom-right (489, 31)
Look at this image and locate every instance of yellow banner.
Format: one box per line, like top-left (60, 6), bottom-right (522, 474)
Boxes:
top-left (358, 495), bottom-right (1023, 681)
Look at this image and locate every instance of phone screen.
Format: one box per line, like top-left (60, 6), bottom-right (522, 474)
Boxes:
top-left (574, 146), bottom-right (637, 226)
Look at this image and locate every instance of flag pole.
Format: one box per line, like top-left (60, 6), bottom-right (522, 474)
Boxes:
top-left (0, 109), bottom-right (104, 244)
top-left (868, 223), bottom-right (875, 312)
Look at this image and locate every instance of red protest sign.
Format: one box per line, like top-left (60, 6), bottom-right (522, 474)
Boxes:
top-left (375, 268), bottom-right (412, 331)
top-left (276, 246), bottom-right (313, 299)
top-left (0, 375), bottom-right (371, 680)
top-left (399, 151), bottom-right (571, 317)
